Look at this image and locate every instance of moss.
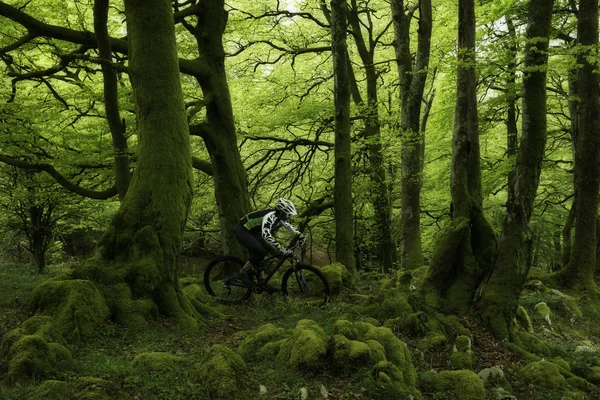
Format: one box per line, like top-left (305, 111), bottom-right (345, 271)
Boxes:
top-left (4, 334), bottom-right (70, 384)
top-left (73, 376), bottom-right (128, 399)
top-left (515, 306), bottom-right (533, 332)
top-left (416, 332), bottom-right (447, 352)
top-left (99, 282), bottom-right (155, 328)
top-left (551, 356), bottom-right (570, 372)
top-left (477, 366), bottom-right (511, 390)
top-left (132, 352), bottom-right (176, 372)
top-left (238, 324), bottom-right (287, 362)
top-left (320, 262), bottom-right (350, 294)
top-left (395, 266), bottom-right (428, 292)
top-left (581, 366), bottom-right (600, 384)
top-left (363, 326), bottom-right (416, 386)
top-left (31, 279), bottom-right (110, 338)
top-left (534, 301), bottom-right (552, 326)
top-left (505, 342), bottom-right (540, 363)
top-left (372, 361), bottom-right (422, 399)
top-left (419, 370), bottom-right (485, 400)
top-left (183, 284), bottom-right (225, 319)
top-left (449, 336), bottom-right (473, 370)
top-left (195, 344), bottom-right (247, 397)
top-left (333, 319), bottom-right (359, 340)
top-left (365, 290), bottom-right (413, 322)
top-left (277, 319), bottom-right (328, 371)
top-left (519, 361), bottom-right (568, 389)
top-left (514, 330), bottom-right (550, 355)
top-left (329, 334), bottom-right (386, 369)
top-left (384, 312), bottom-right (426, 337)
top-left (29, 380), bottom-right (75, 400)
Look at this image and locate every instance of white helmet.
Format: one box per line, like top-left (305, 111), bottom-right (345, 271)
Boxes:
top-left (275, 198), bottom-right (297, 220)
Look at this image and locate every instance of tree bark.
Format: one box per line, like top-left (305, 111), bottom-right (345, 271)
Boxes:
top-left (186, 0), bottom-right (251, 258)
top-left (90, 0), bottom-right (199, 327)
top-left (93, 0), bottom-right (130, 200)
top-left (330, 0), bottom-right (356, 274)
top-left (479, 0), bottom-right (555, 340)
top-left (505, 15), bottom-right (518, 208)
top-left (556, 0), bottom-right (600, 292)
top-left (347, 0), bottom-right (398, 272)
top-left (391, 0), bottom-right (432, 271)
top-left (420, 0), bottom-right (497, 314)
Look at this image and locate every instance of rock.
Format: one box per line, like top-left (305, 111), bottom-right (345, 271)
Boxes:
top-left (277, 320), bottom-right (328, 370)
top-left (238, 323), bottom-right (287, 362)
top-left (320, 263), bottom-right (350, 294)
top-left (419, 370), bottom-right (485, 400)
top-left (491, 387), bottom-right (517, 400)
top-left (478, 366), bottom-right (511, 390)
top-left (194, 344), bottom-right (247, 397)
top-left (259, 385), bottom-right (268, 396)
top-left (519, 361), bottom-right (568, 389)
top-left (132, 352), bottom-right (176, 372)
top-left (534, 302), bottom-right (552, 327)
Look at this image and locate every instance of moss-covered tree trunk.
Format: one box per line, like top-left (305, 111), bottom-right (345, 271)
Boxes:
top-left (347, 1), bottom-right (398, 272)
top-left (391, 0), bottom-right (432, 271)
top-left (185, 0), bottom-right (250, 257)
top-left (419, 0), bottom-right (496, 314)
top-left (505, 15), bottom-right (518, 208)
top-left (330, 0), bottom-right (356, 274)
top-left (479, 0), bottom-right (554, 340)
top-left (91, 0), bottom-right (199, 327)
top-left (553, 0), bottom-right (600, 292)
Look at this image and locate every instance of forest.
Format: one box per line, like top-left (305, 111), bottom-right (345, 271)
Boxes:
top-left (1, 0), bottom-right (600, 398)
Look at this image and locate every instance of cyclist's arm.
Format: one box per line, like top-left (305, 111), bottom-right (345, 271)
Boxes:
top-left (280, 220), bottom-right (299, 235)
top-left (261, 212), bottom-right (283, 250)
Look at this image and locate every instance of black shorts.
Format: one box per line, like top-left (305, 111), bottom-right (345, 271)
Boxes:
top-left (235, 224), bottom-right (268, 266)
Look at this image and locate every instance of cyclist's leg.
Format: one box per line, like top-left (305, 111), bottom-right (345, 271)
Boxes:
top-left (235, 225), bottom-right (267, 277)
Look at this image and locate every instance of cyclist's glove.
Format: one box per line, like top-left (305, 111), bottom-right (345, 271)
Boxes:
top-left (298, 233), bottom-right (307, 247)
top-left (280, 247), bottom-right (294, 258)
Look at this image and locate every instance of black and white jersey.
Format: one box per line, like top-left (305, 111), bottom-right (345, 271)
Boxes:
top-left (240, 209), bottom-right (298, 249)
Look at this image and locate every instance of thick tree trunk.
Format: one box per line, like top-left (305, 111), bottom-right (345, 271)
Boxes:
top-left (420, 0), bottom-right (496, 314)
top-left (505, 15), bottom-right (518, 207)
top-left (479, 0), bottom-right (554, 340)
top-left (90, 0), bottom-right (199, 327)
top-left (189, 0), bottom-right (250, 258)
top-left (93, 0), bottom-right (130, 200)
top-left (556, 0), bottom-right (600, 292)
top-left (347, 1), bottom-right (398, 272)
top-left (391, 0), bottom-right (432, 271)
top-left (330, 0), bottom-right (356, 274)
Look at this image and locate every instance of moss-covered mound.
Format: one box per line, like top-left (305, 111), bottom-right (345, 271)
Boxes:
top-left (31, 278), bottom-right (110, 338)
top-left (277, 319), bottom-right (328, 371)
top-left (320, 262), bottom-right (351, 294)
top-left (0, 316), bottom-right (71, 385)
top-left (183, 284), bottom-right (225, 319)
top-left (419, 370), bottom-right (485, 400)
top-left (329, 320), bottom-right (419, 397)
top-left (238, 323), bottom-right (288, 362)
top-left (351, 289), bottom-right (414, 324)
top-left (132, 352), bottom-right (177, 372)
top-left (449, 335), bottom-right (473, 370)
top-left (29, 377), bottom-right (130, 400)
top-left (195, 344), bottom-right (247, 398)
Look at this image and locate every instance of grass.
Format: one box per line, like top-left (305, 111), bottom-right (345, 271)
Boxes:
top-left (0, 263), bottom-right (600, 399)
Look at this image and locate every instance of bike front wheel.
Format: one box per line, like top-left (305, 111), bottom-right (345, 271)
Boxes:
top-left (204, 256), bottom-right (252, 305)
top-left (281, 264), bottom-right (330, 307)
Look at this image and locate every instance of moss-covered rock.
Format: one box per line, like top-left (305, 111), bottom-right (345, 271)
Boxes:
top-left (29, 380), bottom-right (75, 400)
top-left (0, 316), bottom-right (71, 385)
top-left (329, 334), bottom-right (386, 369)
top-left (514, 330), bottom-right (550, 355)
top-left (551, 356), bottom-right (570, 372)
top-left (395, 266), bottom-right (428, 293)
top-left (449, 335), bottom-right (472, 370)
top-left (419, 370), bottom-right (485, 400)
top-left (477, 366), bottom-right (511, 390)
top-left (519, 361), bottom-right (568, 389)
top-left (417, 332), bottom-right (447, 352)
top-left (238, 323), bottom-right (287, 362)
top-left (384, 312), bottom-right (427, 337)
top-left (372, 361), bottom-right (422, 399)
top-left (515, 306), bottom-right (533, 333)
top-left (277, 319), bottom-right (328, 371)
top-left (132, 352), bottom-right (176, 372)
top-left (534, 302), bottom-right (552, 326)
top-left (31, 279), bottom-right (110, 338)
top-left (195, 344), bottom-right (247, 397)
top-left (333, 319), bottom-right (359, 340)
top-left (320, 262), bottom-right (350, 294)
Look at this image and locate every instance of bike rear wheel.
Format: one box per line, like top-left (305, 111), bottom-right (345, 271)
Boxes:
top-left (281, 264), bottom-right (330, 307)
top-left (204, 256), bottom-right (252, 305)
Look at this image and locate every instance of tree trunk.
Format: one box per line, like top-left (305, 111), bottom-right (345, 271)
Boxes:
top-left (94, 0), bottom-right (130, 200)
top-left (391, 0), bottom-right (432, 271)
top-left (505, 15), bottom-right (518, 207)
top-left (347, 1), bottom-right (398, 272)
top-left (188, 0), bottom-right (251, 258)
top-left (420, 0), bottom-right (496, 314)
top-left (89, 0), bottom-right (199, 327)
top-left (330, 0), bottom-right (356, 274)
top-left (557, 0), bottom-right (600, 292)
top-left (479, 0), bottom-right (554, 340)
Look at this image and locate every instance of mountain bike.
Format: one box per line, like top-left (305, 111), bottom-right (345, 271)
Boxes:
top-left (203, 237), bottom-right (330, 307)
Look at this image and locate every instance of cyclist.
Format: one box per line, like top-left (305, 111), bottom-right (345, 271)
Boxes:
top-left (235, 198), bottom-right (306, 291)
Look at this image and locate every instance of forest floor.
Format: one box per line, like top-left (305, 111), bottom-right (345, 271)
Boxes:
top-left (1, 262), bottom-right (600, 400)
